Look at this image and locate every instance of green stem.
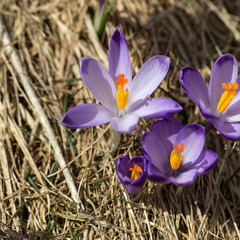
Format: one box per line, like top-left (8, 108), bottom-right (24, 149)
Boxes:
top-left (108, 127), bottom-right (121, 156)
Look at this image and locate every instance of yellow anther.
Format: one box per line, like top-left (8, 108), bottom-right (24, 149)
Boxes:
top-left (129, 164), bottom-right (142, 181)
top-left (115, 74), bottom-right (129, 110)
top-left (217, 82), bottom-right (238, 113)
top-left (170, 143), bottom-right (185, 170)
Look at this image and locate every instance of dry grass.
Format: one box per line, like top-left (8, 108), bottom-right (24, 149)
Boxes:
top-left (0, 0), bottom-right (240, 239)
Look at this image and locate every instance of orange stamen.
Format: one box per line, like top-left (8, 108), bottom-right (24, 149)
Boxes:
top-left (170, 143), bottom-right (185, 170)
top-left (129, 164), bottom-right (142, 181)
top-left (217, 82), bottom-right (238, 112)
top-left (115, 74), bottom-right (129, 110)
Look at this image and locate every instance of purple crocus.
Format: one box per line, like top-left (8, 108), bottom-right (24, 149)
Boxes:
top-left (179, 53), bottom-right (240, 140)
top-left (141, 117), bottom-right (219, 186)
top-left (116, 156), bottom-right (147, 198)
top-left (61, 27), bottom-right (182, 134)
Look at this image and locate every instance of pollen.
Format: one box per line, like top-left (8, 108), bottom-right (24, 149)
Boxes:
top-left (129, 164), bottom-right (142, 181)
top-left (170, 143), bottom-right (185, 170)
top-left (217, 82), bottom-right (238, 113)
top-left (115, 74), bottom-right (129, 110)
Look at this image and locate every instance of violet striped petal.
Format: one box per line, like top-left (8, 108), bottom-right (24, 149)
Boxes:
top-left (179, 66), bottom-right (209, 108)
top-left (141, 131), bottom-right (170, 173)
top-left (129, 97), bottom-right (182, 118)
top-left (61, 104), bottom-right (112, 128)
top-left (151, 117), bottom-right (183, 155)
top-left (170, 168), bottom-right (198, 187)
top-left (80, 57), bottom-right (117, 111)
top-left (109, 27), bottom-right (132, 88)
top-left (175, 124), bottom-right (205, 168)
top-left (127, 56), bottom-right (170, 109)
top-left (194, 149), bottom-right (219, 176)
top-left (213, 121), bottom-right (240, 141)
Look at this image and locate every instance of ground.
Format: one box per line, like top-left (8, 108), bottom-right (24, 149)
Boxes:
top-left (0, 0), bottom-right (240, 239)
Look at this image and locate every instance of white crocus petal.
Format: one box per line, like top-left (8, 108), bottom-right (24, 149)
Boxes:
top-left (110, 114), bottom-right (138, 134)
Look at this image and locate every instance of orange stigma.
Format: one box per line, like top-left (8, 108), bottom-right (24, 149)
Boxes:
top-left (129, 164), bottom-right (142, 181)
top-left (217, 82), bottom-right (238, 112)
top-left (115, 74), bottom-right (129, 110)
top-left (170, 143), bottom-right (185, 170)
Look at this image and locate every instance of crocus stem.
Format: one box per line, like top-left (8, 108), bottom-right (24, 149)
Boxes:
top-left (108, 126), bottom-right (121, 156)
top-left (205, 122), bottom-right (213, 135)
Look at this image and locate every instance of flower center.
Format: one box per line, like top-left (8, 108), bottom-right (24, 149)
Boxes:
top-left (115, 74), bottom-right (129, 110)
top-left (129, 163), bottom-right (142, 181)
top-left (170, 143), bottom-right (185, 170)
top-left (217, 82), bottom-right (238, 113)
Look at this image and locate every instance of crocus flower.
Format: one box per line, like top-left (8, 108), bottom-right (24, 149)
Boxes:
top-left (116, 156), bottom-right (147, 198)
top-left (93, 0), bottom-right (109, 37)
top-left (179, 53), bottom-right (240, 140)
top-left (61, 27), bottom-right (182, 134)
top-left (141, 117), bottom-right (218, 186)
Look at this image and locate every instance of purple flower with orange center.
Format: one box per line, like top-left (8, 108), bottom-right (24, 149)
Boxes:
top-left (116, 156), bottom-right (147, 198)
top-left (142, 117), bottom-right (218, 186)
top-left (61, 27), bottom-right (182, 134)
top-left (179, 53), bottom-right (240, 140)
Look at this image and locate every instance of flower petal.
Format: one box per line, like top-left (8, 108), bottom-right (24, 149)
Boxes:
top-left (179, 66), bottom-right (209, 107)
top-left (208, 54), bottom-right (238, 111)
top-left (80, 57), bottom-right (117, 111)
top-left (146, 162), bottom-right (170, 184)
top-left (110, 114), bottom-right (138, 133)
top-left (129, 97), bottom-right (182, 118)
top-left (170, 168), bottom-right (198, 187)
top-left (176, 124), bottom-right (205, 168)
top-left (109, 27), bottom-right (132, 88)
top-left (151, 117), bottom-right (183, 154)
top-left (61, 104), bottom-right (113, 128)
top-left (213, 121), bottom-right (240, 140)
top-left (198, 100), bottom-right (219, 122)
top-left (127, 56), bottom-right (170, 108)
top-left (193, 149), bottom-right (219, 176)
top-left (141, 131), bottom-right (170, 173)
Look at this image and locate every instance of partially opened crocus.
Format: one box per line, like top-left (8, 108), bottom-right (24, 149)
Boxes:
top-left (141, 117), bottom-right (218, 186)
top-left (179, 53), bottom-right (240, 140)
top-left (61, 27), bottom-right (182, 134)
top-left (116, 156), bottom-right (147, 198)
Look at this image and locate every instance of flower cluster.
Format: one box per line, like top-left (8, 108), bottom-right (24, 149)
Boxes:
top-left (61, 27), bottom-right (240, 198)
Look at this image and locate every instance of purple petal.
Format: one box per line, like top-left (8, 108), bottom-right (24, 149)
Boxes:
top-left (116, 156), bottom-right (147, 198)
top-left (127, 56), bottom-right (170, 109)
top-left (213, 120), bottom-right (240, 140)
top-left (109, 27), bottom-right (132, 88)
top-left (198, 100), bottom-right (219, 122)
top-left (129, 97), bottom-right (182, 118)
top-left (170, 168), bottom-right (198, 187)
top-left (141, 131), bottom-right (170, 173)
top-left (208, 54), bottom-right (238, 112)
top-left (193, 149), bottom-right (219, 176)
top-left (61, 104), bottom-right (113, 128)
top-left (116, 156), bottom-right (131, 185)
top-left (146, 162), bottom-right (170, 184)
top-left (221, 99), bottom-right (240, 122)
top-left (110, 114), bottom-right (138, 133)
top-left (99, 0), bottom-right (105, 9)
top-left (80, 57), bottom-right (117, 111)
top-left (151, 117), bottom-right (183, 154)
top-left (176, 124), bottom-right (205, 168)
top-left (179, 66), bottom-right (209, 107)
